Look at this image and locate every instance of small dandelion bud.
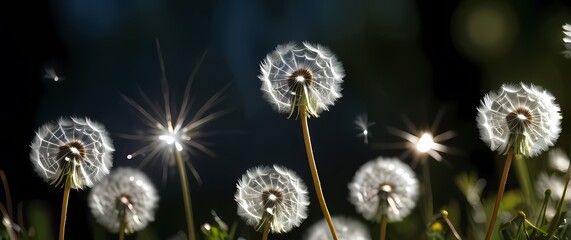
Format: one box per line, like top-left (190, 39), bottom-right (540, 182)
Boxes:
top-left (348, 157), bottom-right (419, 223)
top-left (89, 168), bottom-right (158, 234)
top-left (235, 165), bottom-right (309, 234)
top-left (476, 82), bottom-right (561, 157)
top-left (304, 216), bottom-right (371, 240)
top-left (535, 172), bottom-right (571, 202)
top-left (30, 116), bottom-right (114, 189)
top-left (258, 42), bottom-right (345, 118)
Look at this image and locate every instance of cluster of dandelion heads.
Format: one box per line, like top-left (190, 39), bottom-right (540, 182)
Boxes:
top-left (349, 157), bottom-right (419, 222)
top-left (30, 116), bottom-right (114, 189)
top-left (304, 216), bottom-right (371, 240)
top-left (476, 82), bottom-right (562, 157)
top-left (563, 23), bottom-right (571, 59)
top-left (89, 168), bottom-right (158, 234)
top-left (259, 42), bottom-right (345, 118)
top-left (235, 165), bottom-right (309, 233)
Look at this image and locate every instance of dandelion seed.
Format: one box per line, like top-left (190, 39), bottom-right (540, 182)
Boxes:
top-left (30, 116), bottom-right (114, 189)
top-left (259, 42), bottom-right (344, 118)
top-left (348, 157), bottom-right (419, 223)
top-left (563, 23), bottom-right (571, 59)
top-left (235, 165), bottom-right (309, 235)
top-left (89, 168), bottom-right (158, 235)
top-left (476, 82), bottom-right (561, 157)
top-left (355, 114), bottom-right (375, 144)
top-left (304, 216), bottom-right (371, 240)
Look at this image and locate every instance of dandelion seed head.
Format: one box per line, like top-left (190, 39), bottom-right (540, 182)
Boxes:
top-left (259, 42), bottom-right (344, 118)
top-left (235, 165), bottom-right (309, 233)
top-left (304, 216), bottom-right (371, 240)
top-left (476, 82), bottom-right (561, 157)
top-left (89, 168), bottom-right (158, 234)
top-left (416, 133), bottom-right (435, 153)
top-left (355, 114), bottom-right (375, 144)
top-left (30, 116), bottom-right (114, 189)
top-left (348, 157), bottom-right (419, 222)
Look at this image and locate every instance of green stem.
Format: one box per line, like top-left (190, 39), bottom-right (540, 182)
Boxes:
top-left (300, 111), bottom-right (339, 240)
top-left (119, 215), bottom-right (126, 240)
top-left (261, 222), bottom-right (270, 240)
top-left (174, 147), bottom-right (196, 240)
top-left (59, 175), bottom-right (72, 240)
top-left (514, 154), bottom-right (533, 204)
top-left (485, 151), bottom-right (513, 240)
top-left (380, 214), bottom-right (387, 240)
top-left (422, 159), bottom-right (434, 223)
top-left (546, 173), bottom-right (570, 240)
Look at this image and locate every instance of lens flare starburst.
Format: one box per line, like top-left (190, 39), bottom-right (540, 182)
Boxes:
top-left (121, 43), bottom-right (228, 184)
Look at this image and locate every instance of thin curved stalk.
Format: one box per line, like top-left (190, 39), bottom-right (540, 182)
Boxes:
top-left (300, 111), bottom-right (339, 240)
top-left (261, 222), bottom-right (270, 240)
top-left (380, 214), bottom-right (387, 240)
top-left (174, 147), bottom-right (196, 240)
top-left (59, 175), bottom-right (72, 240)
top-left (422, 159), bottom-right (433, 222)
top-left (485, 151), bottom-right (513, 240)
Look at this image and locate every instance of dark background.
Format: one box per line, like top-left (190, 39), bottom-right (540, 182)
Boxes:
top-left (3, 0), bottom-right (571, 239)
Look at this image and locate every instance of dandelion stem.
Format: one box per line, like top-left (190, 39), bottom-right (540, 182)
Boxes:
top-left (422, 159), bottom-right (434, 222)
top-left (380, 214), bottom-right (387, 240)
top-left (59, 174), bottom-right (72, 240)
top-left (261, 222), bottom-right (270, 240)
top-left (174, 147), bottom-right (196, 240)
top-left (300, 111), bottom-right (339, 240)
top-left (485, 151), bottom-right (513, 240)
top-left (441, 210), bottom-right (462, 240)
top-left (119, 215), bottom-right (126, 240)
top-left (545, 171), bottom-right (571, 240)
top-left (513, 154), bottom-right (533, 204)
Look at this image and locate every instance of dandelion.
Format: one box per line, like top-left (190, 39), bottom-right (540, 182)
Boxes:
top-left (355, 114), bottom-right (375, 144)
top-left (235, 165), bottom-right (309, 239)
top-left (477, 82), bottom-right (562, 240)
top-left (122, 40), bottom-right (228, 240)
top-left (304, 216), bottom-right (371, 240)
top-left (259, 42), bottom-right (344, 118)
top-left (348, 157), bottom-right (419, 240)
top-left (30, 116), bottom-right (114, 240)
top-left (89, 168), bottom-right (158, 239)
top-left (259, 42), bottom-right (344, 239)
top-left (563, 23), bottom-right (571, 59)
top-left (535, 172), bottom-right (570, 202)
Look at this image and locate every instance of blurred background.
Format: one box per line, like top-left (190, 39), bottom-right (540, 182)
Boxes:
top-left (3, 0), bottom-right (571, 239)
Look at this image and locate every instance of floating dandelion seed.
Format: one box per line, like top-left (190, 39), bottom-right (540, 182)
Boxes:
top-left (30, 116), bottom-right (114, 240)
top-left (355, 114), bottom-right (375, 144)
top-left (304, 216), bottom-right (371, 240)
top-left (122, 40), bottom-right (227, 240)
top-left (348, 157), bottom-right (419, 223)
top-left (259, 42), bottom-right (344, 118)
top-left (477, 82), bottom-right (561, 157)
top-left (563, 23), bottom-right (571, 59)
top-left (43, 66), bottom-right (63, 82)
top-left (89, 168), bottom-right (158, 236)
top-left (235, 165), bottom-right (309, 237)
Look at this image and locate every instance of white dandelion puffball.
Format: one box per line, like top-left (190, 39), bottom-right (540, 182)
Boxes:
top-left (563, 23), bottom-right (571, 59)
top-left (89, 168), bottom-right (158, 234)
top-left (548, 148), bottom-right (570, 173)
top-left (476, 82), bottom-right (561, 157)
top-left (30, 116), bottom-right (114, 189)
top-left (349, 157), bottom-right (419, 223)
top-left (259, 42), bottom-right (345, 118)
top-left (235, 165), bottom-right (309, 233)
top-left (304, 216), bottom-right (371, 240)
